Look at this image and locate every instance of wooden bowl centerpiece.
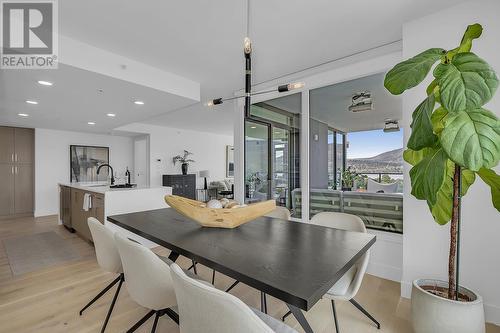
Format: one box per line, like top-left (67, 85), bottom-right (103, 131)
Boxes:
top-left (164, 195), bottom-right (276, 228)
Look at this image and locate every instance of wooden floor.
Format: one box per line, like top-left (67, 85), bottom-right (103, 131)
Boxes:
top-left (1, 216), bottom-right (499, 333)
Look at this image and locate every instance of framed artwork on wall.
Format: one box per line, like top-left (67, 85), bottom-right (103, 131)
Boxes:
top-left (226, 145), bottom-right (234, 178)
top-left (70, 145), bottom-right (109, 183)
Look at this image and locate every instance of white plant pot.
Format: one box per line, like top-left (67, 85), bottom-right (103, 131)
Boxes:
top-left (412, 279), bottom-right (485, 333)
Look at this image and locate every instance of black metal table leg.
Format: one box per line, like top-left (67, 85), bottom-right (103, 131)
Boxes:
top-left (225, 280), bottom-right (239, 292)
top-left (287, 304), bottom-right (313, 333)
top-left (167, 251), bottom-right (179, 262)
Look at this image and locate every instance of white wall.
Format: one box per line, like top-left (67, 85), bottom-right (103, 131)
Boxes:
top-left (401, 0), bottom-right (500, 324)
top-left (115, 123), bottom-right (233, 187)
top-left (35, 128), bottom-right (134, 217)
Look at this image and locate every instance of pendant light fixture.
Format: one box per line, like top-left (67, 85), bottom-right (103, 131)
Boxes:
top-left (205, 0), bottom-right (304, 115)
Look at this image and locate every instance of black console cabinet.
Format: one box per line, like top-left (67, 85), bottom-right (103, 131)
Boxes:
top-left (162, 174), bottom-right (196, 199)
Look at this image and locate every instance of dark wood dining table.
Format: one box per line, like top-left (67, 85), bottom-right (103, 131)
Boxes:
top-left (108, 208), bottom-right (376, 333)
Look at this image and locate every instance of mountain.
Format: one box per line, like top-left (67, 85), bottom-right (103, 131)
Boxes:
top-left (347, 148), bottom-right (403, 173)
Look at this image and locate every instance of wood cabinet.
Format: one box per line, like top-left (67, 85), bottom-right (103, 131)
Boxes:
top-left (0, 127), bottom-right (34, 218)
top-left (69, 188), bottom-right (104, 242)
top-left (162, 174), bottom-right (196, 199)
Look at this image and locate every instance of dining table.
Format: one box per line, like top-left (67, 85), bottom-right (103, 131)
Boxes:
top-left (107, 207), bottom-right (376, 333)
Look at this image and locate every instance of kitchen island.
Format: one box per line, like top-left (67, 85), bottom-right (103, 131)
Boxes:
top-left (59, 183), bottom-right (172, 246)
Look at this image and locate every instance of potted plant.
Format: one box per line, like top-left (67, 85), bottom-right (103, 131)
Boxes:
top-left (384, 23), bottom-right (499, 333)
top-left (173, 150), bottom-right (195, 175)
top-left (341, 166), bottom-right (356, 191)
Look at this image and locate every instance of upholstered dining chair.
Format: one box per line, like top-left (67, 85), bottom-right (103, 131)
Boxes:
top-left (283, 212), bottom-right (380, 332)
top-left (170, 263), bottom-right (298, 333)
top-left (80, 218), bottom-right (124, 333)
top-left (224, 206), bottom-right (292, 314)
top-left (114, 233), bottom-right (181, 333)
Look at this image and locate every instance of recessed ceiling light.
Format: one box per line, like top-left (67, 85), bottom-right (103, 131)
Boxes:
top-left (106, 113), bottom-right (116, 117)
top-left (18, 113), bottom-right (29, 117)
top-left (250, 126), bottom-right (256, 129)
top-left (25, 100), bottom-right (38, 104)
top-left (133, 100), bottom-right (144, 105)
top-left (87, 121), bottom-right (96, 125)
top-left (37, 80), bottom-right (53, 86)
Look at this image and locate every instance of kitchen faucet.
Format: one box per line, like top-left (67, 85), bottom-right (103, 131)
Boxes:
top-left (96, 164), bottom-right (115, 185)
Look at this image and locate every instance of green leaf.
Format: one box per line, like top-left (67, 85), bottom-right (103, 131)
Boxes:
top-left (409, 148), bottom-right (448, 205)
top-left (384, 48), bottom-right (445, 95)
top-left (429, 161), bottom-right (476, 225)
top-left (403, 147), bottom-right (434, 166)
top-left (408, 94), bottom-right (437, 150)
top-left (431, 107), bottom-right (448, 135)
top-left (441, 108), bottom-right (500, 171)
top-left (477, 168), bottom-right (500, 211)
top-left (434, 52), bottom-right (499, 112)
top-left (458, 23), bottom-right (483, 53)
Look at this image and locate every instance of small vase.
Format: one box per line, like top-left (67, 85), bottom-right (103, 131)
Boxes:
top-left (181, 163), bottom-right (188, 175)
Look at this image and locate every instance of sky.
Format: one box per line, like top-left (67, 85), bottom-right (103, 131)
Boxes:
top-left (329, 129), bottom-right (403, 159)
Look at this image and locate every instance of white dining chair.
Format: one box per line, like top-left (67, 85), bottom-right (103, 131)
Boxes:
top-left (307, 212), bottom-right (380, 332)
top-left (265, 206), bottom-right (291, 220)
top-left (80, 217), bottom-right (124, 333)
top-left (170, 262), bottom-right (298, 333)
top-left (114, 233), bottom-right (181, 333)
top-left (224, 206), bottom-right (292, 314)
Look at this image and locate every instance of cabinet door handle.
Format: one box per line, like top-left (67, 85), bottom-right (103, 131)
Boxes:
top-left (15, 154), bottom-right (18, 162)
top-left (15, 166), bottom-right (18, 174)
top-left (11, 154), bottom-right (14, 162)
top-left (11, 166), bottom-right (14, 174)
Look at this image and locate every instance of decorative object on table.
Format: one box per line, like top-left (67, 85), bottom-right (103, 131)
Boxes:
top-left (70, 145), bottom-right (109, 183)
top-left (163, 174), bottom-right (196, 200)
top-left (206, 199), bottom-right (223, 209)
top-left (199, 170), bottom-right (210, 189)
top-left (165, 195), bottom-right (275, 229)
top-left (384, 23), bottom-right (499, 333)
top-left (173, 150), bottom-right (195, 175)
top-left (226, 145), bottom-right (234, 177)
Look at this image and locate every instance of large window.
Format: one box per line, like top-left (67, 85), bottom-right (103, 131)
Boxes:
top-left (308, 72), bottom-right (403, 233)
top-left (346, 129), bottom-right (403, 193)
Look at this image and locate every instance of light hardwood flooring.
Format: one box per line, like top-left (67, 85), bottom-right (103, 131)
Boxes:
top-left (0, 215), bottom-right (499, 333)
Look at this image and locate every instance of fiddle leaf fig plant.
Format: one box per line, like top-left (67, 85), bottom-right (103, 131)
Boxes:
top-left (385, 23), bottom-right (500, 300)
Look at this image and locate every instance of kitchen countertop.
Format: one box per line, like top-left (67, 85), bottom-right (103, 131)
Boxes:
top-left (59, 182), bottom-right (168, 194)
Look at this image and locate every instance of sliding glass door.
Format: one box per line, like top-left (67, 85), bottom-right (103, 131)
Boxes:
top-left (244, 93), bottom-right (302, 218)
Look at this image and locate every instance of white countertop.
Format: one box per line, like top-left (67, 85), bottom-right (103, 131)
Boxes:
top-left (59, 182), bottom-right (168, 194)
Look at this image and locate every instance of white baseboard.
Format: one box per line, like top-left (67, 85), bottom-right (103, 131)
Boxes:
top-left (367, 261), bottom-right (402, 282)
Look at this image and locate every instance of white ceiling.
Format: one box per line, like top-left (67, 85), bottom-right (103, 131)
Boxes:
top-left (0, 64), bottom-right (195, 133)
top-left (1, 0), bottom-right (465, 134)
top-left (310, 72), bottom-right (402, 132)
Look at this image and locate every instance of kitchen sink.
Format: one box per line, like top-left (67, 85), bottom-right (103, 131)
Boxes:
top-left (109, 184), bottom-right (137, 189)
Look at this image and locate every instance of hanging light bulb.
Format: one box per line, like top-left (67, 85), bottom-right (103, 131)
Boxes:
top-left (277, 82), bottom-right (305, 92)
top-left (244, 37), bottom-right (252, 55)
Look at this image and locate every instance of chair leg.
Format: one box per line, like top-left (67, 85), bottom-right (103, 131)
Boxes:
top-left (80, 274), bottom-right (121, 316)
top-left (100, 273), bottom-right (124, 333)
top-left (127, 310), bottom-right (155, 333)
top-left (331, 300), bottom-right (340, 333)
top-left (164, 307), bottom-right (180, 325)
top-left (192, 260), bottom-right (198, 275)
top-left (282, 310), bottom-right (292, 322)
top-left (225, 280), bottom-right (239, 292)
top-left (260, 291), bottom-right (267, 314)
top-left (211, 269), bottom-right (216, 285)
top-left (349, 299), bottom-right (381, 329)
top-left (151, 311), bottom-right (160, 333)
